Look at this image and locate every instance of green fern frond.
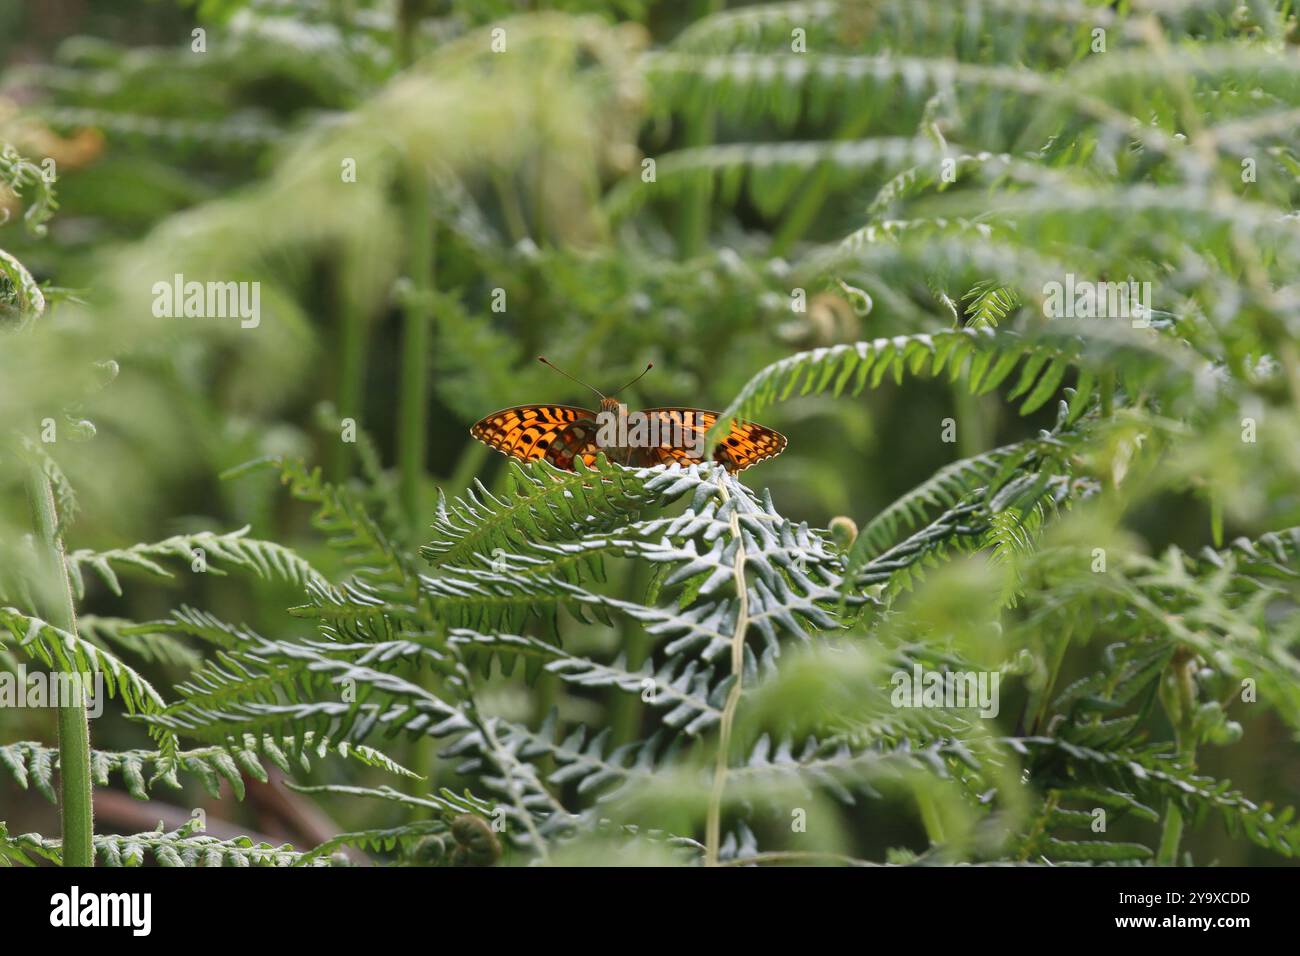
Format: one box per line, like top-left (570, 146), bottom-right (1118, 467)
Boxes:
top-left (0, 248), bottom-right (46, 325)
top-left (708, 326), bottom-right (1189, 451)
top-left (0, 733), bottom-right (416, 803)
top-left (1031, 837), bottom-right (1153, 863)
top-left (1193, 526), bottom-right (1300, 583)
top-left (66, 526), bottom-right (325, 600)
top-left (34, 104), bottom-right (282, 152)
top-left (421, 455), bottom-right (677, 570)
top-left (1, 818), bottom-right (329, 867)
top-left (122, 605), bottom-right (263, 651)
top-left (963, 279), bottom-right (1023, 329)
top-left (1056, 786), bottom-right (1160, 825)
top-left (672, 0), bottom-right (1117, 56)
top-left (0, 606), bottom-right (167, 716)
top-left (646, 52), bottom-right (1053, 117)
top-left (854, 437), bottom-right (1041, 560)
top-left (1026, 546), bottom-right (1300, 729)
top-left (869, 152), bottom-right (1015, 215)
top-left (606, 138), bottom-right (938, 220)
top-left (985, 503), bottom-right (1049, 607)
top-left (449, 629), bottom-right (728, 733)
top-left (78, 615), bottom-right (203, 670)
top-left (463, 712), bottom-right (674, 807)
top-left (288, 781), bottom-right (493, 817)
top-left (0, 144), bottom-right (58, 237)
top-left (286, 784), bottom-right (499, 865)
top-left (227, 457), bottom-right (411, 590)
top-left (851, 499), bottom-right (987, 595)
top-left (1012, 736), bottom-right (1300, 859)
top-left (144, 637), bottom-right (464, 750)
top-left (728, 733), bottom-right (980, 807)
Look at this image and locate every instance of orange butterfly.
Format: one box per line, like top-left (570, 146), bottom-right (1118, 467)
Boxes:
top-left (470, 358), bottom-right (786, 473)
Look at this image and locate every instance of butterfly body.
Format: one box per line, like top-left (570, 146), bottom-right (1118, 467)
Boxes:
top-left (470, 359), bottom-right (786, 473)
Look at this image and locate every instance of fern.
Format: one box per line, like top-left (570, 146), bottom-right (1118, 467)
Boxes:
top-left (1010, 736), bottom-right (1300, 860)
top-left (962, 280), bottom-right (1023, 329)
top-left (421, 456), bottom-right (673, 569)
top-left (1, 819), bottom-right (332, 868)
top-left (284, 784), bottom-right (498, 865)
top-left (0, 733), bottom-right (415, 802)
top-left (707, 327), bottom-right (1199, 448)
top-left (0, 607), bottom-right (167, 718)
top-left (67, 526), bottom-right (325, 600)
top-left (449, 630), bottom-right (728, 734)
top-left (77, 615), bottom-right (205, 671)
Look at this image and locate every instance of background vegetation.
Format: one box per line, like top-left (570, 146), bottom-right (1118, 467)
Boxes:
top-left (2, 0), bottom-right (1299, 866)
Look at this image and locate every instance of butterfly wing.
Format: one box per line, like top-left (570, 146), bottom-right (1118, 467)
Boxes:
top-left (470, 405), bottom-right (599, 470)
top-left (541, 421), bottom-right (605, 471)
top-left (631, 408), bottom-right (786, 473)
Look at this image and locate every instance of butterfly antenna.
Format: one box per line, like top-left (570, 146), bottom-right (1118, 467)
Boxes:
top-left (538, 356), bottom-right (606, 400)
top-left (611, 362), bottom-right (654, 396)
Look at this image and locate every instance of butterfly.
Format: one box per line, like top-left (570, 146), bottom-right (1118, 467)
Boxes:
top-left (470, 357), bottom-right (786, 473)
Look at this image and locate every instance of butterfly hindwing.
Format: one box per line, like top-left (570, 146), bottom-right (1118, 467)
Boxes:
top-left (540, 420), bottom-right (603, 471)
top-left (714, 418), bottom-right (787, 472)
top-left (633, 408), bottom-right (786, 473)
top-left (470, 405), bottom-right (597, 465)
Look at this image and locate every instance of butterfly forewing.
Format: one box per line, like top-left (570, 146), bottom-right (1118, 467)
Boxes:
top-left (470, 405), bottom-right (597, 465)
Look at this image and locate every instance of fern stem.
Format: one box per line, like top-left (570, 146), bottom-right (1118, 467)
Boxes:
top-left (1156, 802), bottom-right (1185, 866)
top-left (330, 253), bottom-right (371, 482)
top-left (475, 713), bottom-right (552, 861)
top-left (609, 561), bottom-right (651, 745)
top-left (1156, 649), bottom-right (1199, 865)
top-left (1027, 627), bottom-right (1072, 735)
top-left (676, 109), bottom-right (713, 258)
top-left (916, 791), bottom-right (947, 845)
top-left (705, 474), bottom-right (748, 865)
top-left (26, 463), bottom-right (94, 867)
top-left (953, 384), bottom-right (991, 460)
top-left (393, 0), bottom-right (435, 526)
top-left (675, 0), bottom-right (721, 259)
top-left (394, 0), bottom-right (418, 67)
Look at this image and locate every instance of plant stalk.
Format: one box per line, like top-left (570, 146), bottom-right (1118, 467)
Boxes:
top-left (676, 109), bottom-right (713, 259)
top-left (26, 464), bottom-right (94, 867)
top-left (705, 475), bottom-right (747, 865)
top-left (1156, 649), bottom-right (1198, 865)
top-left (394, 0), bottom-right (435, 528)
top-left (1100, 370), bottom-right (1116, 418)
top-left (330, 248), bottom-right (371, 483)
